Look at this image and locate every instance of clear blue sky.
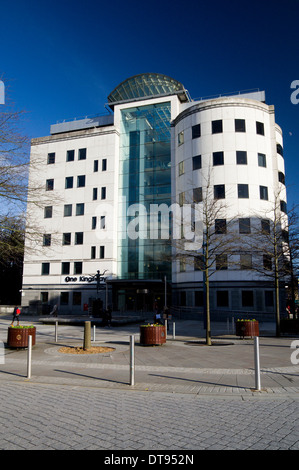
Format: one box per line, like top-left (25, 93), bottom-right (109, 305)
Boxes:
top-left (1, 0), bottom-right (299, 208)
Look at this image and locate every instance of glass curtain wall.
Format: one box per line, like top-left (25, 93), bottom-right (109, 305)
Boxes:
top-left (118, 102), bottom-right (172, 280)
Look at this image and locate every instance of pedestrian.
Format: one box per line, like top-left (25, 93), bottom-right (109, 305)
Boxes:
top-left (11, 306), bottom-right (21, 326)
top-left (50, 304), bottom-right (58, 317)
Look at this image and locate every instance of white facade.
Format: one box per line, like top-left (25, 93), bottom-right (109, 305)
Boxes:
top-left (22, 74), bottom-right (288, 315)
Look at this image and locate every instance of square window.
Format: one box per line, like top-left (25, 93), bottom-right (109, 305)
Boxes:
top-left (75, 232), bottom-right (83, 245)
top-left (256, 121), bottom-right (264, 135)
top-left (236, 151), bottom-right (247, 165)
top-left (78, 148), bottom-right (86, 160)
top-left (235, 119), bottom-right (246, 132)
top-left (258, 153), bottom-right (266, 167)
top-left (62, 233), bottom-right (71, 245)
top-left (213, 151), bottom-right (224, 166)
top-left (41, 262), bottom-right (50, 275)
top-left (239, 218), bottom-right (251, 234)
top-left (76, 203), bottom-right (84, 216)
top-left (44, 206), bottom-right (53, 218)
top-left (193, 187), bottom-right (202, 203)
top-left (47, 153), bottom-right (55, 164)
top-left (74, 262), bottom-right (82, 275)
top-left (238, 184), bottom-right (249, 198)
top-left (102, 159), bottom-right (107, 171)
top-left (192, 124), bottom-right (201, 139)
top-left (64, 204), bottom-right (72, 217)
top-left (61, 262), bottom-right (70, 275)
top-left (192, 155), bottom-right (201, 170)
top-left (212, 120), bottom-right (223, 134)
top-left (215, 219), bottom-right (226, 234)
top-left (77, 175), bottom-right (85, 187)
top-left (66, 150), bottom-right (75, 162)
top-left (46, 179), bottom-right (54, 191)
top-left (260, 185), bottom-right (268, 200)
top-left (65, 176), bottom-right (73, 189)
top-left (214, 184), bottom-right (225, 199)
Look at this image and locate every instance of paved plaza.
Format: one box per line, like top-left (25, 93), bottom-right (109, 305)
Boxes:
top-left (0, 315), bottom-right (298, 451)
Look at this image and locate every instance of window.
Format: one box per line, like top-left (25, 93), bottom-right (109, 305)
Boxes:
top-left (41, 262), bottom-right (50, 275)
top-left (265, 291), bottom-right (274, 307)
top-left (178, 131), bottom-right (184, 145)
top-left (64, 204), bottom-right (72, 217)
top-left (76, 203), bottom-right (84, 216)
top-left (66, 150), bottom-right (74, 162)
top-left (93, 188), bottom-right (98, 200)
top-left (94, 160), bottom-right (98, 172)
top-left (77, 175), bottom-right (86, 187)
top-left (194, 255), bottom-right (204, 271)
top-left (194, 291), bottom-right (203, 306)
top-left (62, 233), bottom-right (71, 245)
top-left (259, 185), bottom-right (268, 200)
top-left (65, 176), bottom-right (73, 189)
top-left (236, 151), bottom-right (247, 165)
top-left (74, 262), bottom-right (82, 275)
top-left (91, 246), bottom-right (96, 259)
top-left (60, 292), bottom-right (69, 305)
top-left (277, 143), bottom-right (283, 156)
top-left (280, 200), bottom-right (287, 213)
top-left (44, 206), bottom-right (52, 218)
top-left (91, 216), bottom-right (97, 230)
top-left (78, 148), bottom-right (86, 160)
top-left (43, 234), bottom-right (51, 246)
top-left (192, 155), bottom-right (201, 170)
top-left (217, 291), bottom-right (229, 307)
top-left (46, 179), bottom-right (54, 191)
top-left (47, 153), bottom-right (55, 164)
top-left (101, 187), bottom-right (106, 200)
top-left (261, 219), bottom-right (270, 234)
top-left (258, 153), bottom-right (266, 167)
top-left (263, 254), bottom-right (272, 270)
top-left (179, 259), bottom-right (186, 272)
top-left (242, 291), bottom-right (254, 307)
top-left (193, 187), bottom-right (202, 203)
top-left (240, 254), bottom-right (252, 270)
top-left (100, 246), bottom-right (105, 259)
top-left (212, 120), bottom-right (223, 134)
top-left (238, 184), bottom-right (249, 198)
top-left (278, 172), bottom-right (285, 184)
top-left (100, 216), bottom-right (106, 229)
top-left (256, 121), bottom-right (264, 135)
top-left (75, 232), bottom-right (83, 245)
top-left (61, 262), bottom-right (70, 275)
top-left (214, 184), bottom-right (225, 199)
top-left (179, 161), bottom-right (184, 176)
top-left (216, 254), bottom-right (228, 270)
top-left (179, 192), bottom-right (185, 206)
top-left (213, 151), bottom-right (224, 166)
top-left (235, 119), bottom-right (246, 132)
top-left (239, 218), bottom-right (251, 234)
top-left (215, 219), bottom-right (226, 234)
top-left (192, 124), bottom-right (201, 139)
top-left (102, 159), bottom-right (107, 171)
top-left (73, 291), bottom-right (82, 305)
top-left (41, 292), bottom-right (48, 303)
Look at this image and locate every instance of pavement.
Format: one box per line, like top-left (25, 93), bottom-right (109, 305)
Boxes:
top-left (0, 314), bottom-right (299, 451)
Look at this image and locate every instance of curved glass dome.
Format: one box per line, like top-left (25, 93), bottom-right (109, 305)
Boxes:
top-left (107, 73), bottom-right (189, 106)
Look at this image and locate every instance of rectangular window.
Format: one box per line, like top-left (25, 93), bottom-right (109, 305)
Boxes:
top-left (261, 219), bottom-right (270, 234)
top-left (278, 171), bottom-right (285, 184)
top-left (61, 262), bottom-right (70, 275)
top-left (93, 188), bottom-right (98, 200)
top-left (91, 246), bottom-right (96, 259)
top-left (265, 291), bottom-right (274, 307)
top-left (41, 262), bottom-right (50, 275)
top-left (44, 206), bottom-right (53, 218)
top-left (192, 124), bottom-right (201, 139)
top-left (179, 192), bottom-right (185, 206)
top-left (238, 184), bottom-right (249, 198)
top-left (193, 187), bottom-right (202, 203)
top-left (99, 245), bottom-right (105, 259)
top-left (277, 144), bottom-right (283, 156)
top-left (242, 291), bottom-right (254, 307)
top-left (215, 219), bottom-right (226, 234)
top-left (72, 292), bottom-right (81, 306)
top-left (60, 292), bottom-right (69, 305)
top-left (65, 176), bottom-right (73, 189)
top-left (78, 148), bottom-right (86, 160)
top-left (43, 234), bottom-right (51, 246)
top-left (91, 216), bottom-right (97, 230)
top-left (260, 185), bottom-right (268, 200)
top-left (263, 254), bottom-right (272, 270)
top-left (214, 184), bottom-right (225, 199)
top-left (192, 155), bottom-right (201, 170)
top-left (194, 255), bottom-right (204, 271)
top-left (280, 200), bottom-right (287, 213)
top-left (256, 121), bottom-right (264, 135)
top-left (235, 119), bottom-right (246, 132)
top-left (178, 131), bottom-right (184, 145)
top-left (102, 159), bottom-right (107, 171)
top-left (213, 151), bottom-right (224, 166)
top-left (77, 175), bottom-right (86, 187)
top-left (216, 254), bottom-right (228, 270)
top-left (194, 291), bottom-right (203, 306)
top-left (41, 292), bottom-right (48, 303)
top-left (75, 232), bottom-right (83, 245)
top-left (62, 233), bottom-right (71, 245)
top-left (179, 161), bottom-right (184, 176)
top-left (47, 153), bottom-right (55, 164)
top-left (240, 254), bottom-right (252, 270)
top-left (239, 218), bottom-right (251, 234)
top-left (217, 291), bottom-right (229, 307)
top-left (76, 203), bottom-right (84, 216)
top-left (64, 204), bottom-right (72, 217)
top-left (94, 160), bottom-right (98, 172)
top-left (236, 151), bottom-right (247, 165)
top-left (101, 187), bottom-right (106, 200)
top-left (74, 262), bottom-right (82, 275)
top-left (180, 259), bottom-right (186, 272)
top-left (212, 120), bottom-right (223, 134)
top-left (100, 216), bottom-right (106, 229)
top-left (66, 150), bottom-right (75, 162)
top-left (46, 179), bottom-right (54, 191)
top-left (258, 153), bottom-right (266, 167)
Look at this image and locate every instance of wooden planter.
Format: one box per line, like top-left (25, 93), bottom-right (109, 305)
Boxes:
top-left (235, 321), bottom-right (259, 338)
top-left (140, 325), bottom-right (166, 346)
top-left (7, 327), bottom-right (36, 348)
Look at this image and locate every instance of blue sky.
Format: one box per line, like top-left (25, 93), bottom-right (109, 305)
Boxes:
top-left (1, 0), bottom-right (299, 208)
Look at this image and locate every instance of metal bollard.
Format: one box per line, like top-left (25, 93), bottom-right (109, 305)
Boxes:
top-left (27, 335), bottom-right (32, 379)
top-left (55, 321), bottom-right (58, 343)
top-left (254, 336), bottom-right (261, 391)
top-left (130, 335), bottom-right (135, 386)
top-left (173, 322), bottom-right (175, 340)
top-left (165, 320), bottom-right (167, 339)
top-left (93, 325), bottom-right (96, 342)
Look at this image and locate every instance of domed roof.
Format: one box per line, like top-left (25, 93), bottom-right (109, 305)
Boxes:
top-left (107, 73), bottom-right (189, 106)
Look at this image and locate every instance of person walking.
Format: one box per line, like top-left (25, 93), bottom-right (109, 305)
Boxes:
top-left (11, 306), bottom-right (21, 326)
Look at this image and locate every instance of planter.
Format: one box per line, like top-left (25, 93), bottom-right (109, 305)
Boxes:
top-left (235, 320), bottom-right (259, 338)
top-left (7, 326), bottom-right (36, 348)
top-left (140, 325), bottom-right (166, 346)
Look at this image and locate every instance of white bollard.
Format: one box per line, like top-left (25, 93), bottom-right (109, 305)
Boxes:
top-left (130, 335), bottom-right (135, 386)
top-left (55, 321), bottom-right (58, 343)
top-left (173, 322), bottom-right (175, 340)
top-left (93, 325), bottom-right (96, 342)
top-left (27, 335), bottom-right (32, 379)
top-left (254, 336), bottom-right (261, 391)
top-left (165, 320), bottom-right (167, 339)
